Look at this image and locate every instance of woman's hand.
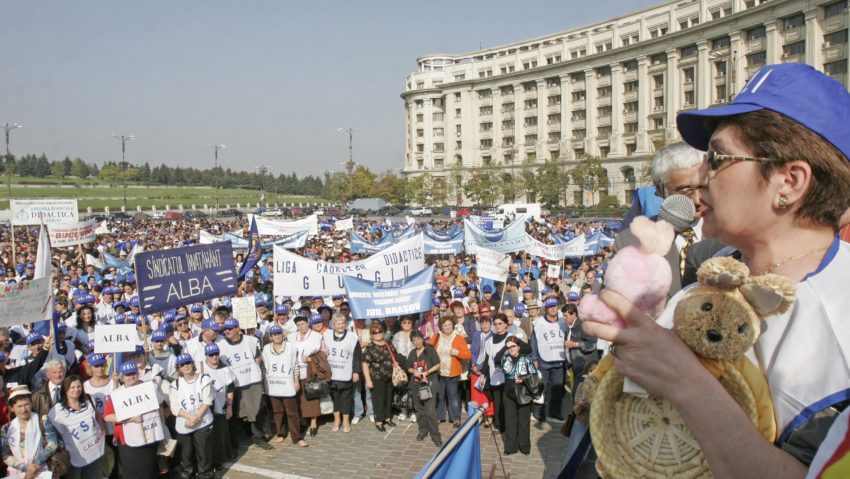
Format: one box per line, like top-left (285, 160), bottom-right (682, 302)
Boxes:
top-left (366, 379), bottom-right (374, 390)
top-left (126, 415), bottom-right (143, 424)
top-left (515, 377), bottom-right (523, 384)
top-left (581, 290), bottom-right (705, 401)
top-left (450, 348), bottom-right (459, 357)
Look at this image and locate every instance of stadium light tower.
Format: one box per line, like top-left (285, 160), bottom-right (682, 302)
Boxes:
top-left (210, 144), bottom-right (226, 210)
top-left (2, 123), bottom-right (22, 202)
top-left (112, 133), bottom-right (135, 211)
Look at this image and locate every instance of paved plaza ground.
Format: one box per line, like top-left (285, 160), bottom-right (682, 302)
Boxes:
top-left (216, 415), bottom-right (592, 479)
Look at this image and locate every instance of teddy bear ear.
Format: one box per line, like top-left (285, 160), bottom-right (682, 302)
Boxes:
top-left (741, 274), bottom-right (796, 317)
top-left (697, 257), bottom-right (750, 290)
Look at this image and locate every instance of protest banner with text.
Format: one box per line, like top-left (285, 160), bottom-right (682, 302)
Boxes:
top-left (135, 242), bottom-right (237, 314)
top-left (111, 382), bottom-right (160, 422)
top-left (94, 324), bottom-right (139, 354)
top-left (343, 266), bottom-right (434, 319)
top-left (11, 199), bottom-right (79, 225)
top-left (0, 278), bottom-right (52, 328)
top-left (47, 219), bottom-right (97, 247)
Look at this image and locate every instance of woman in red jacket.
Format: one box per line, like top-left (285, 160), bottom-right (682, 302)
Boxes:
top-left (429, 316), bottom-right (471, 427)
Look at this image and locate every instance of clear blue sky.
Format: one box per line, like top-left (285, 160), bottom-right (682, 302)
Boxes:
top-left (1, 0), bottom-right (659, 177)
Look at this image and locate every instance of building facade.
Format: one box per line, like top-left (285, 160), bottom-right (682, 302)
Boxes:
top-left (400, 0), bottom-right (850, 206)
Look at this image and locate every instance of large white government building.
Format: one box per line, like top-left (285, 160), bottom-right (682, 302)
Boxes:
top-left (400, 0), bottom-right (849, 207)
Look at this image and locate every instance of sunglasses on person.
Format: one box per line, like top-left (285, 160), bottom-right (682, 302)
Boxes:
top-left (704, 150), bottom-right (780, 171)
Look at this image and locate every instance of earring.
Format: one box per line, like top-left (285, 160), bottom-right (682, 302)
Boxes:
top-left (778, 195), bottom-right (788, 209)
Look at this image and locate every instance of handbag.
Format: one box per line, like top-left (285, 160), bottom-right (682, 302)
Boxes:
top-left (417, 383), bottom-right (433, 401)
top-left (384, 343), bottom-right (408, 388)
top-left (514, 381), bottom-right (533, 405)
top-left (38, 415), bottom-right (71, 478)
top-left (392, 389), bottom-right (412, 410)
top-left (304, 378), bottom-right (330, 401)
top-left (473, 373), bottom-right (489, 392)
top-left (319, 393), bottom-right (334, 415)
top-left (522, 372), bottom-right (544, 399)
top-left (561, 411), bottom-right (577, 437)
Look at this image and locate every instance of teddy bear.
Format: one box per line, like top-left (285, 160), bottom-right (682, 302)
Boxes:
top-left (578, 215), bottom-right (674, 329)
top-left (587, 256), bottom-right (795, 479)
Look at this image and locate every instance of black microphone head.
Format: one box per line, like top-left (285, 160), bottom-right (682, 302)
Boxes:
top-left (659, 194), bottom-right (696, 233)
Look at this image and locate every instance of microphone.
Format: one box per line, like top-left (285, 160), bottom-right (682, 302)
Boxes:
top-left (658, 194), bottom-right (696, 233)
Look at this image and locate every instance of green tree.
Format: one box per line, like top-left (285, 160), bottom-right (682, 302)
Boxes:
top-left (70, 158), bottom-right (88, 178)
top-left (99, 164), bottom-right (123, 183)
top-left (350, 166), bottom-right (376, 200)
top-left (569, 154), bottom-right (608, 206)
top-left (519, 158), bottom-right (538, 202)
top-left (536, 160), bottom-right (570, 208)
top-left (50, 160), bottom-right (66, 178)
top-left (464, 167), bottom-right (499, 206)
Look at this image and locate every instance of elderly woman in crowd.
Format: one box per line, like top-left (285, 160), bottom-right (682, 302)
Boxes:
top-left (361, 321), bottom-right (398, 432)
top-left (584, 64), bottom-right (850, 477)
top-left (322, 315), bottom-right (362, 433)
top-left (430, 315), bottom-right (472, 427)
top-left (169, 353), bottom-right (214, 479)
top-left (391, 315), bottom-right (416, 422)
top-left (1, 387), bottom-right (59, 479)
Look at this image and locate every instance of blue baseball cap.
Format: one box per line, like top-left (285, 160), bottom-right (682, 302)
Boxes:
top-left (151, 329), bottom-right (167, 342)
top-left (254, 298), bottom-right (266, 307)
top-left (85, 340), bottom-right (96, 351)
top-left (544, 297), bottom-right (560, 308)
top-left (26, 333), bottom-right (44, 345)
top-left (175, 353), bottom-right (193, 366)
top-left (222, 317), bottom-right (239, 330)
top-left (204, 343), bottom-right (220, 356)
top-left (129, 297), bottom-right (140, 307)
top-left (332, 295), bottom-right (344, 301)
top-left (275, 304), bottom-right (289, 315)
top-left (0, 351), bottom-right (6, 363)
top-left (190, 304), bottom-right (203, 313)
top-left (55, 322), bottom-right (67, 333)
top-left (163, 311), bottom-right (177, 322)
top-left (118, 362), bottom-right (138, 375)
top-left (202, 319), bottom-right (220, 331)
top-left (132, 345), bottom-right (145, 355)
top-left (268, 324), bottom-right (284, 335)
top-left (468, 283), bottom-right (478, 292)
top-left (114, 301), bottom-right (128, 311)
top-left (308, 313), bottom-right (323, 326)
top-left (522, 286), bottom-right (533, 293)
top-left (432, 298), bottom-right (442, 308)
top-left (482, 285), bottom-right (493, 294)
top-left (677, 63), bottom-right (850, 160)
top-left (293, 315), bottom-right (308, 324)
top-left (114, 313), bottom-right (127, 324)
top-left (452, 290), bottom-right (464, 298)
top-left (87, 353), bottom-right (106, 366)
top-left (514, 303), bottom-right (527, 316)
top-left (568, 292), bottom-right (580, 302)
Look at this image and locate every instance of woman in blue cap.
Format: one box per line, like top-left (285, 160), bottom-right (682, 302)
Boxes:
top-left (585, 63), bottom-right (850, 477)
top-left (169, 353), bottom-right (214, 479)
top-left (263, 324), bottom-right (309, 446)
top-left (294, 314), bottom-right (324, 437)
top-left (200, 342), bottom-right (235, 467)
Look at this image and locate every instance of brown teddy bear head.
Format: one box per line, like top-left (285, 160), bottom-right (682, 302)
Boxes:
top-left (673, 257), bottom-right (795, 362)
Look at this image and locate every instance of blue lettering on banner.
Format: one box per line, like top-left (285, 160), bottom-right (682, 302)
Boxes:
top-left (136, 243), bottom-right (237, 314)
top-left (343, 266), bottom-right (435, 319)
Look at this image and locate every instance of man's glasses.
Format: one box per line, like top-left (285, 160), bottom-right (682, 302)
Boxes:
top-left (704, 150), bottom-right (779, 171)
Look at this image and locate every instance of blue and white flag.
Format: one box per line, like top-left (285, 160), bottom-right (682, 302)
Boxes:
top-left (136, 242), bottom-right (238, 314)
top-left (464, 217), bottom-right (529, 254)
top-left (343, 266), bottom-right (434, 319)
top-left (424, 229), bottom-right (464, 255)
top-left (350, 230), bottom-right (395, 254)
top-left (415, 405), bottom-right (482, 479)
top-left (583, 231), bottom-right (615, 255)
top-left (238, 218), bottom-right (261, 279)
top-left (268, 230), bottom-right (308, 250)
top-left (101, 251), bottom-right (133, 275)
top-left (395, 223), bottom-right (417, 242)
top-left (468, 215), bottom-right (496, 230)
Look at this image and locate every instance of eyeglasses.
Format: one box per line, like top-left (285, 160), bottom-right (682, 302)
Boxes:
top-left (704, 150), bottom-right (778, 171)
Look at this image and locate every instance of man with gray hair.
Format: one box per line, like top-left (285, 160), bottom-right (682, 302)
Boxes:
top-left (31, 359), bottom-right (66, 416)
top-left (615, 141), bottom-right (706, 298)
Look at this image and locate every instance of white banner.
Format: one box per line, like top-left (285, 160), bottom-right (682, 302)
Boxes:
top-left (94, 324), bottom-right (138, 354)
top-left (11, 199), bottom-right (79, 225)
top-left (547, 264), bottom-right (561, 279)
top-left (334, 217), bottom-right (354, 231)
top-left (231, 296), bottom-right (258, 330)
top-left (274, 234), bottom-right (425, 297)
top-left (0, 278), bottom-right (52, 328)
top-left (526, 234), bottom-right (587, 261)
top-left (250, 214), bottom-right (319, 237)
top-left (86, 254), bottom-right (105, 270)
top-left (198, 230), bottom-right (223, 245)
top-left (95, 221), bottom-right (109, 235)
top-left (47, 219), bottom-right (97, 247)
top-left (110, 382), bottom-right (160, 422)
top-left (476, 249), bottom-right (511, 282)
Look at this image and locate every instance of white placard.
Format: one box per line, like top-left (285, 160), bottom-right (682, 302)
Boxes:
top-left (231, 296), bottom-right (258, 330)
top-left (476, 249), bottom-right (512, 282)
top-left (547, 264), bottom-right (561, 279)
top-left (334, 217), bottom-right (354, 231)
top-left (0, 278), bottom-right (52, 328)
top-left (47, 219), bottom-right (97, 247)
top-left (95, 221), bottom-right (109, 235)
top-left (110, 382), bottom-right (160, 422)
top-left (274, 234), bottom-right (425, 297)
top-left (94, 324), bottom-right (138, 354)
top-left (250, 214), bottom-right (319, 236)
top-left (526, 234), bottom-right (587, 261)
top-left (11, 199), bottom-right (79, 225)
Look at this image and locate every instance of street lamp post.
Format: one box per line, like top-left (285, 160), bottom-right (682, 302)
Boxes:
top-left (710, 49), bottom-right (739, 103)
top-left (209, 144), bottom-right (225, 210)
top-left (255, 165), bottom-right (270, 207)
top-left (2, 123), bottom-right (22, 204)
top-left (112, 134), bottom-right (135, 212)
top-left (337, 128), bottom-right (356, 204)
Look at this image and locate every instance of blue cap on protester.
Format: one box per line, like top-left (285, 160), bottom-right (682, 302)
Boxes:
top-left (132, 345), bottom-right (145, 355)
top-left (522, 286), bottom-right (533, 293)
top-left (129, 297), bottom-right (140, 307)
top-left (202, 319), bottom-right (220, 331)
top-left (468, 284), bottom-right (478, 292)
top-left (114, 313), bottom-right (127, 324)
top-left (175, 353), bottom-right (193, 366)
top-left (118, 362), bottom-right (138, 375)
top-left (544, 297), bottom-right (560, 308)
top-left (114, 301), bottom-right (128, 311)
top-left (163, 311), bottom-right (176, 322)
top-left (204, 343), bottom-right (220, 356)
top-left (433, 298), bottom-right (442, 308)
top-left (482, 285), bottom-right (493, 294)
top-left (567, 292), bottom-right (580, 301)
top-left (222, 317), bottom-right (239, 330)
top-left (55, 322), bottom-right (67, 333)
top-left (268, 324), bottom-right (284, 335)
top-left (152, 329), bottom-right (167, 342)
top-left (254, 298), bottom-right (266, 307)
top-left (453, 290), bottom-right (464, 298)
top-left (514, 303), bottom-right (527, 316)
top-left (190, 304), bottom-right (203, 313)
top-left (308, 313), bottom-right (323, 326)
top-left (85, 340), bottom-right (95, 351)
top-left (275, 304), bottom-right (289, 315)
top-left (332, 295), bottom-right (344, 301)
top-left (677, 63), bottom-right (850, 161)
top-left (87, 353), bottom-right (106, 366)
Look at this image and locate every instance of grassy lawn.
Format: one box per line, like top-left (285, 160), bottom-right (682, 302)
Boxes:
top-left (0, 177), bottom-right (330, 211)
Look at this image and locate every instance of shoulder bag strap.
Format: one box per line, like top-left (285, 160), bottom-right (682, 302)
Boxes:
top-left (383, 342), bottom-right (398, 365)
